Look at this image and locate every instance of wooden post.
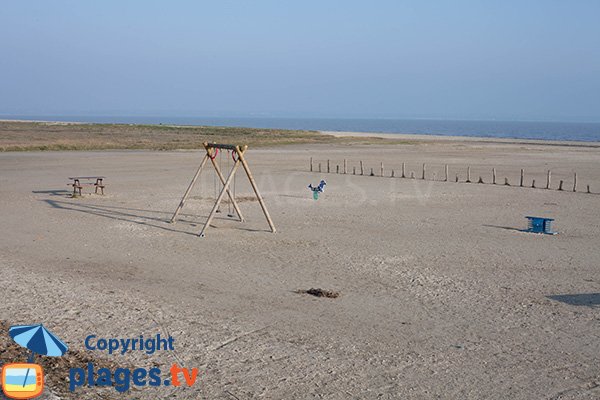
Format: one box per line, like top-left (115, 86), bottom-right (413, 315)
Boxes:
top-left (520, 169), bottom-right (524, 187)
top-left (336, 165), bottom-right (339, 174)
top-left (310, 157), bottom-right (313, 172)
top-left (422, 163), bottom-right (426, 180)
top-left (353, 166), bottom-right (356, 175)
top-left (360, 161), bottom-right (364, 175)
top-left (505, 177), bottom-right (510, 186)
top-left (546, 170), bottom-right (551, 189)
top-left (199, 158), bottom-right (242, 237)
top-left (319, 163), bottom-right (322, 173)
top-left (370, 168), bottom-right (374, 176)
top-left (381, 162), bottom-right (384, 177)
top-left (478, 176), bottom-right (483, 184)
top-left (391, 170), bottom-right (395, 178)
top-left (466, 166), bottom-right (471, 183)
top-left (171, 154), bottom-right (210, 223)
top-left (587, 184), bottom-right (591, 193)
top-left (573, 173), bottom-right (577, 192)
top-left (558, 180), bottom-right (563, 191)
top-left (445, 164), bottom-right (449, 182)
top-left (237, 146), bottom-right (276, 234)
top-left (455, 174), bottom-right (459, 182)
top-left (532, 179), bottom-right (536, 188)
top-left (327, 160), bottom-right (330, 173)
top-left (343, 159), bottom-right (347, 174)
top-left (401, 162), bottom-right (406, 178)
top-left (492, 168), bottom-right (496, 185)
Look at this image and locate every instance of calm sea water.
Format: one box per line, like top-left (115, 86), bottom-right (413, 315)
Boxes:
top-left (5, 115), bottom-right (600, 142)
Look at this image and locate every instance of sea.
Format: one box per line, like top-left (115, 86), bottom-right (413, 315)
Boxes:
top-left (4, 115), bottom-right (600, 142)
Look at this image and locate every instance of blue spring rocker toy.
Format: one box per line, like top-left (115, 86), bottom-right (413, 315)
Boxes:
top-left (308, 180), bottom-right (326, 200)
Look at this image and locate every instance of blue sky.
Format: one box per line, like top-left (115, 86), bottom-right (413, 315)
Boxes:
top-left (1, 1), bottom-right (599, 121)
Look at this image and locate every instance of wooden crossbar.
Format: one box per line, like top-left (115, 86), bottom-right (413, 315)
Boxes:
top-left (204, 143), bottom-right (240, 150)
top-left (199, 157), bottom-right (242, 237)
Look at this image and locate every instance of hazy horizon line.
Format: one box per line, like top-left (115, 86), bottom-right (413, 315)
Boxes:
top-left (2, 114), bottom-right (600, 125)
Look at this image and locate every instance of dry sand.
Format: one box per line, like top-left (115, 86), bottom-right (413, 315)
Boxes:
top-left (1, 138), bottom-right (599, 399)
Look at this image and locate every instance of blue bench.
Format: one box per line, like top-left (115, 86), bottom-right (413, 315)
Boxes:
top-left (525, 216), bottom-right (557, 235)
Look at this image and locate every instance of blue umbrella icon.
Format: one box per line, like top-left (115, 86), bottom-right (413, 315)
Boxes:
top-left (9, 324), bottom-right (68, 387)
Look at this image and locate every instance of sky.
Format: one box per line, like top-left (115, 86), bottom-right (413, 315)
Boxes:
top-left (1, 1), bottom-right (599, 122)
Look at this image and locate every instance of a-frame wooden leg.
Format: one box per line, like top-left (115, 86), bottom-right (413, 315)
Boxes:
top-left (199, 159), bottom-right (241, 237)
top-left (209, 155), bottom-right (245, 222)
top-left (238, 150), bottom-right (276, 233)
top-left (171, 154), bottom-right (209, 223)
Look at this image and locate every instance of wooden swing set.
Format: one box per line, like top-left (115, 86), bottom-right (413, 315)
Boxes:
top-left (170, 142), bottom-right (276, 237)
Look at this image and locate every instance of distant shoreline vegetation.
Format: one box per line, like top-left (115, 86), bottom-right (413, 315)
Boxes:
top-left (0, 118), bottom-right (599, 152)
top-left (0, 120), bottom-right (392, 152)
top-left (2, 115), bottom-right (600, 143)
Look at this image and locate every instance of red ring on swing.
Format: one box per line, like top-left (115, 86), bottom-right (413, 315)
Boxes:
top-left (209, 148), bottom-right (219, 160)
top-left (231, 150), bottom-right (239, 162)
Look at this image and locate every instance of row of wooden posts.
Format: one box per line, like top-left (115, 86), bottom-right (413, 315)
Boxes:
top-left (309, 158), bottom-right (592, 193)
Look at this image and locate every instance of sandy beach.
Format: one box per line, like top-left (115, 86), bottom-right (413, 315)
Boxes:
top-left (322, 130), bottom-right (600, 147)
top-left (1, 134), bottom-right (599, 399)
top-left (4, 0), bottom-right (600, 397)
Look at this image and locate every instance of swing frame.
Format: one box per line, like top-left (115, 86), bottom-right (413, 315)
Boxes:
top-left (170, 142), bottom-right (276, 237)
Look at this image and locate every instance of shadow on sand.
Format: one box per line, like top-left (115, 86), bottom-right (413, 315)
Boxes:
top-left (32, 189), bottom-right (72, 196)
top-left (482, 224), bottom-right (525, 233)
top-left (547, 293), bottom-right (600, 308)
top-left (40, 199), bottom-right (265, 236)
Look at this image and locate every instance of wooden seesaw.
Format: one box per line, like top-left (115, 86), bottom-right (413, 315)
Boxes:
top-left (170, 142), bottom-right (276, 237)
